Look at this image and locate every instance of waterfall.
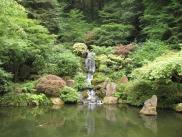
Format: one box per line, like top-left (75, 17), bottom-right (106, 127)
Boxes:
top-left (85, 51), bottom-right (102, 105)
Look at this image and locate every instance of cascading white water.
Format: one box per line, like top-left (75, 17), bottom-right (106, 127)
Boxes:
top-left (85, 51), bottom-right (102, 105)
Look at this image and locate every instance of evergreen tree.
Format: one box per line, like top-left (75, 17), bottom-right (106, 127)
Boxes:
top-left (141, 0), bottom-right (182, 44)
top-left (99, 0), bottom-right (143, 42)
top-left (19, 0), bottom-right (61, 34)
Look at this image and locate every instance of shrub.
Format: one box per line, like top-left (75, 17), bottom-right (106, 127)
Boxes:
top-left (92, 23), bottom-right (133, 46)
top-left (43, 50), bottom-right (81, 77)
top-left (14, 81), bottom-right (37, 93)
top-left (116, 80), bottom-right (182, 108)
top-left (91, 45), bottom-right (113, 55)
top-left (57, 52), bottom-right (81, 77)
top-left (0, 93), bottom-right (51, 106)
top-left (73, 73), bottom-right (86, 91)
top-left (130, 40), bottom-right (169, 67)
top-left (0, 68), bottom-right (12, 94)
top-left (132, 51), bottom-right (182, 83)
top-left (73, 43), bottom-right (88, 56)
top-left (36, 75), bottom-right (66, 97)
top-left (114, 43), bottom-right (136, 57)
top-left (60, 86), bottom-right (79, 103)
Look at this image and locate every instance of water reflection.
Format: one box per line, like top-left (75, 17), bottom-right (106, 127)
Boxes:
top-left (140, 115), bottom-right (158, 133)
top-left (0, 106), bottom-right (182, 137)
top-left (104, 105), bottom-right (117, 122)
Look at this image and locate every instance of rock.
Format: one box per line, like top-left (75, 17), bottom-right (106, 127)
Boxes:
top-left (174, 103), bottom-right (182, 112)
top-left (66, 80), bottom-right (75, 87)
top-left (103, 97), bottom-right (118, 104)
top-left (36, 75), bottom-right (66, 97)
top-left (50, 97), bottom-right (64, 106)
top-left (120, 76), bottom-right (128, 83)
top-left (140, 95), bottom-right (157, 116)
top-left (99, 81), bottom-right (116, 96)
top-left (105, 82), bottom-right (116, 96)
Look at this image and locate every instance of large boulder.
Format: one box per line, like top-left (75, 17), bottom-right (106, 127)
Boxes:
top-left (36, 75), bottom-right (66, 97)
top-left (103, 97), bottom-right (118, 104)
top-left (174, 103), bottom-right (182, 112)
top-left (97, 81), bottom-right (117, 97)
top-left (140, 95), bottom-right (157, 116)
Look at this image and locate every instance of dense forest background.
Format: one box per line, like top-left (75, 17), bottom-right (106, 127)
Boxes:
top-left (0, 0), bottom-right (182, 109)
top-left (19, 0), bottom-right (182, 45)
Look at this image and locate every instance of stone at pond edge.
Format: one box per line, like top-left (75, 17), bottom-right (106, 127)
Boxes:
top-left (36, 75), bottom-right (66, 97)
top-left (50, 97), bottom-right (64, 106)
top-left (174, 103), bottom-right (182, 112)
top-left (140, 95), bottom-right (157, 116)
top-left (103, 97), bottom-right (118, 104)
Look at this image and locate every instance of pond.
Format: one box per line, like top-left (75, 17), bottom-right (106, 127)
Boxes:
top-left (0, 105), bottom-right (182, 137)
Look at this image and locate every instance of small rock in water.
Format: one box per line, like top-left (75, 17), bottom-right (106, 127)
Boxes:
top-left (174, 103), bottom-right (182, 112)
top-left (140, 95), bottom-right (157, 116)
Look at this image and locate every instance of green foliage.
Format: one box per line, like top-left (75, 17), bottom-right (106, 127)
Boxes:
top-left (0, 0), bottom-right (55, 81)
top-left (57, 52), bottom-right (81, 77)
top-left (141, 0), bottom-right (182, 44)
top-left (116, 80), bottom-right (182, 108)
top-left (42, 48), bottom-right (81, 77)
top-left (91, 45), bottom-right (113, 55)
top-left (0, 68), bottom-right (12, 94)
top-left (132, 51), bottom-right (182, 83)
top-left (130, 40), bottom-right (169, 68)
top-left (60, 86), bottom-right (79, 103)
top-left (0, 93), bottom-right (51, 106)
top-left (73, 73), bottom-right (86, 91)
top-left (16, 81), bottom-right (36, 93)
top-left (92, 23), bottom-right (133, 46)
top-left (73, 43), bottom-right (88, 56)
top-left (19, 0), bottom-right (61, 33)
top-left (124, 80), bottom-right (155, 106)
top-left (59, 9), bottom-right (93, 43)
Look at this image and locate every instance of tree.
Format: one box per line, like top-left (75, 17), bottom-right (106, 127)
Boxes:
top-left (141, 0), bottom-right (182, 44)
top-left (0, 0), bottom-right (55, 81)
top-left (19, 0), bottom-right (61, 34)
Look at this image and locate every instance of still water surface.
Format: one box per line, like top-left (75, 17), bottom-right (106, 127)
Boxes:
top-left (0, 105), bottom-right (182, 137)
